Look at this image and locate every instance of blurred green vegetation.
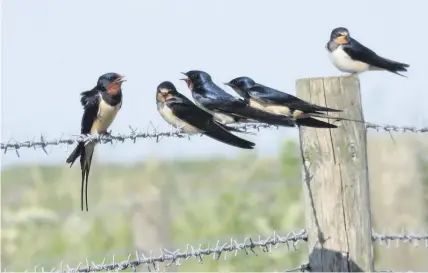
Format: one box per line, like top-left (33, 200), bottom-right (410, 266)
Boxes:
top-left (1, 138), bottom-right (427, 272)
top-left (1, 140), bottom-right (306, 272)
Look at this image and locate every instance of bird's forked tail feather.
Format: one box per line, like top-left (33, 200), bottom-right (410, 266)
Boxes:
top-left (66, 143), bottom-right (83, 167)
top-left (205, 120), bottom-right (255, 149)
top-left (296, 117), bottom-right (338, 128)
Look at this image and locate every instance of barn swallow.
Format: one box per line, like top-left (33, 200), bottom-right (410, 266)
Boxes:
top-left (66, 72), bottom-right (125, 211)
top-left (180, 70), bottom-right (297, 128)
top-left (326, 27), bottom-right (409, 76)
top-left (224, 76), bottom-right (341, 128)
top-left (156, 81), bottom-right (255, 149)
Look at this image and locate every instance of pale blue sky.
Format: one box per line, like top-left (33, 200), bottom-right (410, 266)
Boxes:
top-left (2, 0), bottom-right (427, 168)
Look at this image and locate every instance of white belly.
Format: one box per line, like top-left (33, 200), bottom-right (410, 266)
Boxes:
top-left (91, 99), bottom-right (121, 134)
top-left (249, 99), bottom-right (292, 116)
top-left (328, 46), bottom-right (370, 73)
top-left (158, 104), bottom-right (201, 134)
top-left (193, 99), bottom-right (236, 124)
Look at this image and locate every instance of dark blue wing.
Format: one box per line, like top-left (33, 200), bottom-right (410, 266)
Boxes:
top-left (247, 85), bottom-right (301, 104)
top-left (167, 95), bottom-right (213, 126)
top-left (342, 38), bottom-right (409, 73)
top-left (248, 85), bottom-right (341, 113)
top-left (80, 90), bottom-right (100, 134)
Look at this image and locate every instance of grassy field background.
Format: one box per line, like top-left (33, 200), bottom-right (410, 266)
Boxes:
top-left (1, 137), bottom-right (427, 271)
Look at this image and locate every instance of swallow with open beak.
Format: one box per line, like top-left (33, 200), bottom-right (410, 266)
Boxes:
top-left (66, 72), bottom-right (125, 211)
top-left (156, 81), bottom-right (255, 149)
top-left (326, 27), bottom-right (409, 76)
top-left (180, 70), bottom-right (297, 128)
top-left (224, 76), bottom-right (341, 128)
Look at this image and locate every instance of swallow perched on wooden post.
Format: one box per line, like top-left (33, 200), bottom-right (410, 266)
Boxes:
top-left (66, 72), bottom-right (126, 211)
top-left (326, 27), bottom-right (409, 76)
top-left (156, 81), bottom-right (255, 149)
top-left (180, 70), bottom-right (297, 128)
top-left (224, 76), bottom-right (340, 128)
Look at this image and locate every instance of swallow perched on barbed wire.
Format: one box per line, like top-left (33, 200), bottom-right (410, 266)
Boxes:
top-left (66, 72), bottom-right (126, 211)
top-left (156, 81), bottom-right (255, 149)
top-left (326, 27), bottom-right (410, 77)
top-left (224, 77), bottom-right (341, 128)
top-left (180, 70), bottom-right (297, 128)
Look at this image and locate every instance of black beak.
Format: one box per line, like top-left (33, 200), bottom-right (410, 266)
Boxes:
top-left (180, 72), bottom-right (189, 81)
top-left (114, 75), bottom-right (126, 83)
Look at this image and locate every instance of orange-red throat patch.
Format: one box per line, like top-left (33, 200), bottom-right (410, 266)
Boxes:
top-left (181, 78), bottom-right (193, 90)
top-left (334, 35), bottom-right (349, 45)
top-left (157, 89), bottom-right (174, 102)
top-left (107, 82), bottom-right (122, 95)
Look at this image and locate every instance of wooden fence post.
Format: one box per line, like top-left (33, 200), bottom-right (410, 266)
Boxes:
top-left (296, 75), bottom-right (374, 272)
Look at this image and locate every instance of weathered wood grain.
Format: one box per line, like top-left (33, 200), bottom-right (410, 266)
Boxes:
top-left (296, 75), bottom-right (374, 272)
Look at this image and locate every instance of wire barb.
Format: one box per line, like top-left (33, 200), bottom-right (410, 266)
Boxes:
top-left (372, 230), bottom-right (428, 248)
top-left (1, 122), bottom-right (427, 156)
top-left (36, 230), bottom-right (308, 273)
top-left (10, 230), bottom-right (428, 272)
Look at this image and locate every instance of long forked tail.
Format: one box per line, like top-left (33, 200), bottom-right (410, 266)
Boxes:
top-left (296, 117), bottom-right (337, 128)
top-left (311, 105), bottom-right (342, 113)
top-left (374, 56), bottom-right (410, 77)
top-left (307, 112), bottom-right (365, 124)
top-left (204, 120), bottom-right (256, 149)
top-left (80, 166), bottom-right (87, 211)
top-left (79, 144), bottom-right (95, 211)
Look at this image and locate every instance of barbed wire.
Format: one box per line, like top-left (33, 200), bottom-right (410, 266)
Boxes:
top-left (372, 230), bottom-right (428, 248)
top-left (1, 122), bottom-right (427, 157)
top-left (3, 229), bottom-right (428, 272)
top-left (22, 230), bottom-right (308, 273)
top-left (365, 123), bottom-right (428, 133)
top-left (5, 230), bottom-right (428, 272)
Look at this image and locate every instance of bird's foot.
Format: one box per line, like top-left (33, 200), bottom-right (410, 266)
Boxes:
top-left (169, 124), bottom-right (185, 136)
top-left (100, 130), bottom-right (112, 137)
top-left (97, 130), bottom-right (113, 142)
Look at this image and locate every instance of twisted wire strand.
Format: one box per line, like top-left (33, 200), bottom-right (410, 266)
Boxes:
top-left (2, 122), bottom-right (427, 157)
top-left (372, 230), bottom-right (428, 248)
top-left (8, 230), bottom-right (428, 272)
top-left (27, 230), bottom-right (308, 273)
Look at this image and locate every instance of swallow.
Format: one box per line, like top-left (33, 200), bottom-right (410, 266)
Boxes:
top-left (66, 72), bottom-right (125, 211)
top-left (326, 27), bottom-right (409, 76)
top-left (224, 76), bottom-right (341, 128)
top-left (156, 81), bottom-right (255, 149)
top-left (180, 70), bottom-right (297, 128)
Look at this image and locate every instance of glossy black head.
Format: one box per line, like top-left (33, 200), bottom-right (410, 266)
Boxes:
top-left (225, 77), bottom-right (256, 90)
top-left (330, 27), bottom-right (350, 44)
top-left (224, 76), bottom-right (256, 99)
top-left (180, 70), bottom-right (212, 90)
top-left (156, 81), bottom-right (178, 102)
top-left (97, 72), bottom-right (126, 95)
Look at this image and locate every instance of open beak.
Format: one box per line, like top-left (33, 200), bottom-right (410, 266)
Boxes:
top-left (114, 75), bottom-right (126, 83)
top-left (180, 72), bottom-right (189, 81)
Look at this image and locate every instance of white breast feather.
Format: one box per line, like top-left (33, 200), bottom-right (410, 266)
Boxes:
top-left (249, 99), bottom-right (291, 116)
top-left (90, 98), bottom-right (121, 134)
top-left (328, 46), bottom-right (371, 73)
top-left (158, 104), bottom-right (201, 134)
